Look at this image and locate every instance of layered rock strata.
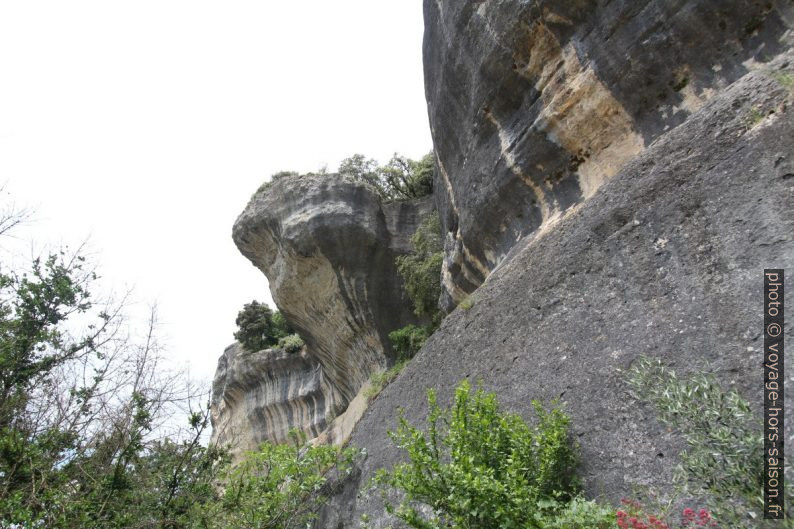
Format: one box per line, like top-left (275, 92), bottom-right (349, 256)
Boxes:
top-left (318, 48), bottom-right (794, 527)
top-left (210, 343), bottom-right (331, 449)
top-left (425, 0), bottom-right (794, 308)
top-left (211, 175), bottom-right (434, 449)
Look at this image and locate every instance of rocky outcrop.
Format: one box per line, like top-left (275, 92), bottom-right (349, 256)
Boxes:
top-left (210, 343), bottom-right (332, 450)
top-left (320, 53), bottom-right (794, 529)
top-left (211, 175), bottom-right (434, 449)
top-left (211, 0), bottom-right (793, 524)
top-left (425, 0), bottom-right (794, 309)
top-left (312, 1), bottom-right (794, 526)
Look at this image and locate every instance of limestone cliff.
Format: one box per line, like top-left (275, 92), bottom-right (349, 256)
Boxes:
top-left (211, 0), bottom-right (793, 524)
top-left (425, 0), bottom-right (794, 309)
top-left (210, 343), bottom-right (331, 448)
top-left (210, 174), bottom-right (434, 450)
top-left (314, 1), bottom-right (794, 527)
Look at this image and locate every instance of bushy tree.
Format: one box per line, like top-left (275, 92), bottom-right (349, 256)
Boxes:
top-left (0, 202), bottom-right (227, 529)
top-left (374, 380), bottom-right (580, 529)
top-left (339, 151), bottom-right (435, 201)
top-left (387, 324), bottom-right (429, 361)
top-left (380, 152), bottom-right (434, 200)
top-left (195, 431), bottom-right (359, 529)
top-left (396, 212), bottom-right (444, 325)
top-left (234, 301), bottom-right (293, 352)
top-left (270, 310), bottom-right (292, 342)
top-left (338, 154), bottom-right (381, 193)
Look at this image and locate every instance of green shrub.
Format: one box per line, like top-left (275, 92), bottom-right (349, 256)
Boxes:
top-left (396, 212), bottom-right (443, 326)
top-left (625, 356), bottom-right (794, 526)
top-left (277, 333), bottom-right (304, 354)
top-left (234, 301), bottom-right (293, 352)
top-left (458, 295), bottom-right (475, 311)
top-left (364, 360), bottom-right (408, 400)
top-left (197, 431), bottom-right (359, 529)
top-left (388, 324), bottom-right (430, 360)
top-left (339, 151), bottom-right (434, 201)
top-left (271, 310), bottom-right (292, 341)
top-left (374, 379), bottom-right (580, 529)
top-left (538, 496), bottom-right (616, 529)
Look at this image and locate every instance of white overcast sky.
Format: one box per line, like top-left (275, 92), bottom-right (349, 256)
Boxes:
top-left (0, 1), bottom-right (432, 383)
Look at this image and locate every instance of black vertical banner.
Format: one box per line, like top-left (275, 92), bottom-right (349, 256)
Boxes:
top-left (765, 269), bottom-right (785, 519)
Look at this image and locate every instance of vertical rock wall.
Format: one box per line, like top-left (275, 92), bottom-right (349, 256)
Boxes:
top-left (425, 0), bottom-right (794, 308)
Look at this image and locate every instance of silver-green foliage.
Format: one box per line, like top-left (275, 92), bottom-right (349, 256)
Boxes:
top-left (625, 356), bottom-right (793, 526)
top-left (277, 333), bottom-right (304, 354)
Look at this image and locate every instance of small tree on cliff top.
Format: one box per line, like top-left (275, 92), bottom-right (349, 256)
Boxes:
top-left (339, 151), bottom-right (435, 201)
top-left (234, 301), bottom-right (292, 352)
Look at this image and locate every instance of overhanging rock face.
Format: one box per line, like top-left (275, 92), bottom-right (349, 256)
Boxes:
top-left (210, 174), bottom-right (434, 451)
top-left (313, 1), bottom-right (794, 526)
top-left (425, 0), bottom-right (794, 309)
top-left (210, 0), bottom-right (793, 523)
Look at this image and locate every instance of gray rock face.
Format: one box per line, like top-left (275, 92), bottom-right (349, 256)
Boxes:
top-left (210, 343), bottom-right (332, 450)
top-left (425, 0), bottom-right (794, 309)
top-left (314, 5), bottom-right (794, 527)
top-left (212, 175), bottom-right (434, 449)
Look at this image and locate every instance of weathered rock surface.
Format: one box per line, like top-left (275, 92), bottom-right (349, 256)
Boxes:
top-left (212, 0), bottom-right (793, 524)
top-left (211, 175), bottom-right (434, 449)
top-left (314, 5), bottom-right (794, 526)
top-left (425, 0), bottom-right (794, 309)
top-left (210, 342), bottom-right (332, 449)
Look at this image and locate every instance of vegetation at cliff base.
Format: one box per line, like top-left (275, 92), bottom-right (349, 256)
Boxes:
top-left (396, 212), bottom-right (444, 326)
top-left (194, 430), bottom-right (359, 529)
top-left (0, 207), bottom-right (227, 529)
top-left (387, 324), bottom-right (430, 361)
top-left (373, 379), bottom-right (591, 529)
top-left (626, 357), bottom-right (794, 527)
top-left (234, 301), bottom-right (294, 352)
top-left (364, 359), bottom-right (409, 401)
top-left (385, 212), bottom-right (444, 362)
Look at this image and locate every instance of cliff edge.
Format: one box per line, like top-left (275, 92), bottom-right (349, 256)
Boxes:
top-left (211, 174), bottom-right (433, 450)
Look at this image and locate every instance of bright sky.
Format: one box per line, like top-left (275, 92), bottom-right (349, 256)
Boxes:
top-left (0, 1), bottom-right (432, 384)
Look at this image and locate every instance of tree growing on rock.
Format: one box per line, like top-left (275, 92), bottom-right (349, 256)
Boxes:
top-left (396, 212), bottom-right (444, 325)
top-left (234, 301), bottom-right (293, 352)
top-left (339, 151), bottom-right (435, 201)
